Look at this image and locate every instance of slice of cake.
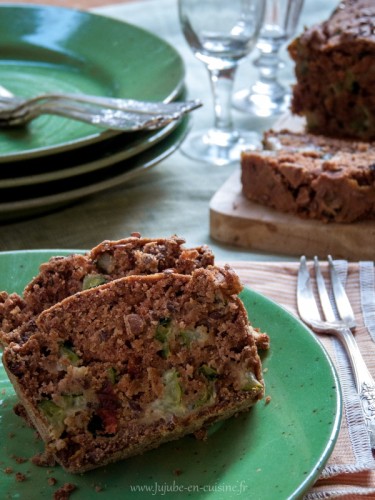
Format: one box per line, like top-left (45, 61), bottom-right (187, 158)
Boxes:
top-left (3, 266), bottom-right (265, 473)
top-left (0, 234), bottom-right (214, 347)
top-left (241, 129), bottom-right (375, 222)
top-left (288, 0), bottom-right (375, 140)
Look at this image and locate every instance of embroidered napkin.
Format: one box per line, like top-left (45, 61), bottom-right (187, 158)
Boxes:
top-left (226, 261), bottom-right (375, 499)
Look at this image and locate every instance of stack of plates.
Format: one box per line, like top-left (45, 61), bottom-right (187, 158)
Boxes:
top-left (0, 5), bottom-right (189, 221)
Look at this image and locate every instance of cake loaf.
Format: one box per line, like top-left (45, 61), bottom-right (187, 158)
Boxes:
top-left (3, 266), bottom-right (265, 473)
top-left (288, 0), bottom-right (375, 140)
top-left (0, 234), bottom-right (214, 347)
top-left (241, 129), bottom-right (375, 222)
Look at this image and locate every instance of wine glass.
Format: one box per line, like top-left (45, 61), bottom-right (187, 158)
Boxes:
top-left (233, 0), bottom-right (304, 118)
top-left (178, 0), bottom-right (265, 166)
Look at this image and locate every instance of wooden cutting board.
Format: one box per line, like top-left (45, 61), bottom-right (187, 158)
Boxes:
top-left (209, 170), bottom-right (375, 260)
top-left (209, 113), bottom-right (375, 260)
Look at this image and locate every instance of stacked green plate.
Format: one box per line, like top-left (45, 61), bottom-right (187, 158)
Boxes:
top-left (0, 4), bottom-right (188, 220)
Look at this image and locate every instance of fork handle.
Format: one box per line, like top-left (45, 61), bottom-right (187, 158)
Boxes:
top-left (339, 327), bottom-right (375, 450)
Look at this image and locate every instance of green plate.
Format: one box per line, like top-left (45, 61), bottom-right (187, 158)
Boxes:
top-left (0, 86), bottom-right (189, 185)
top-left (0, 116), bottom-right (189, 221)
top-left (0, 252), bottom-right (341, 500)
top-left (0, 119), bottom-right (181, 187)
top-left (0, 4), bottom-right (184, 161)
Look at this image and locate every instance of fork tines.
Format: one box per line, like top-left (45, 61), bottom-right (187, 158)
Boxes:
top-left (326, 256), bottom-right (356, 329)
top-left (298, 255), bottom-right (356, 330)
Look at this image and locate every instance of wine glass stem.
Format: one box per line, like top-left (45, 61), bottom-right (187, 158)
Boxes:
top-left (255, 52), bottom-right (281, 84)
top-left (252, 49), bottom-right (286, 99)
top-left (207, 66), bottom-right (237, 135)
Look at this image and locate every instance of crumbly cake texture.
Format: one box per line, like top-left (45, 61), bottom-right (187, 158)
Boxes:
top-left (0, 291), bottom-right (33, 341)
top-left (241, 129), bottom-right (375, 223)
top-left (0, 235), bottom-right (214, 346)
top-left (3, 266), bottom-right (265, 473)
top-left (288, 0), bottom-right (375, 140)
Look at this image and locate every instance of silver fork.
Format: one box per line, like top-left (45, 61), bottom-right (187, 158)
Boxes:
top-left (0, 85), bottom-right (202, 131)
top-left (297, 255), bottom-right (375, 456)
top-left (0, 99), bottom-right (188, 132)
top-left (0, 90), bottom-right (202, 117)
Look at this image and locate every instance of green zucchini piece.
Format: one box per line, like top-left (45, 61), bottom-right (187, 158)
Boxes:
top-left (59, 342), bottom-right (80, 365)
top-left (82, 273), bottom-right (107, 290)
top-left (199, 364), bottom-right (218, 380)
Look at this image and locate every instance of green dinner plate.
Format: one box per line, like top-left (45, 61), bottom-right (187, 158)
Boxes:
top-left (0, 4), bottom-right (184, 161)
top-left (0, 119), bottom-right (181, 187)
top-left (0, 86), bottom-right (189, 185)
top-left (0, 251), bottom-right (341, 500)
top-left (0, 116), bottom-right (190, 221)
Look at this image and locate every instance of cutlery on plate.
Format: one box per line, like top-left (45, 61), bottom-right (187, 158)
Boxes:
top-left (0, 100), bottom-right (191, 131)
top-left (0, 85), bottom-right (202, 131)
top-left (0, 90), bottom-right (202, 117)
top-left (297, 255), bottom-right (375, 456)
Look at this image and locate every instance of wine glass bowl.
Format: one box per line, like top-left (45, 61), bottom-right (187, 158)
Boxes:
top-left (233, 0), bottom-right (304, 118)
top-left (178, 0), bottom-right (265, 166)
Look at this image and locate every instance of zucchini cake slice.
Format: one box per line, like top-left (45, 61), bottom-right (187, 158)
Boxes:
top-left (3, 266), bottom-right (265, 473)
top-left (241, 129), bottom-right (375, 222)
top-left (0, 234), bottom-right (214, 347)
